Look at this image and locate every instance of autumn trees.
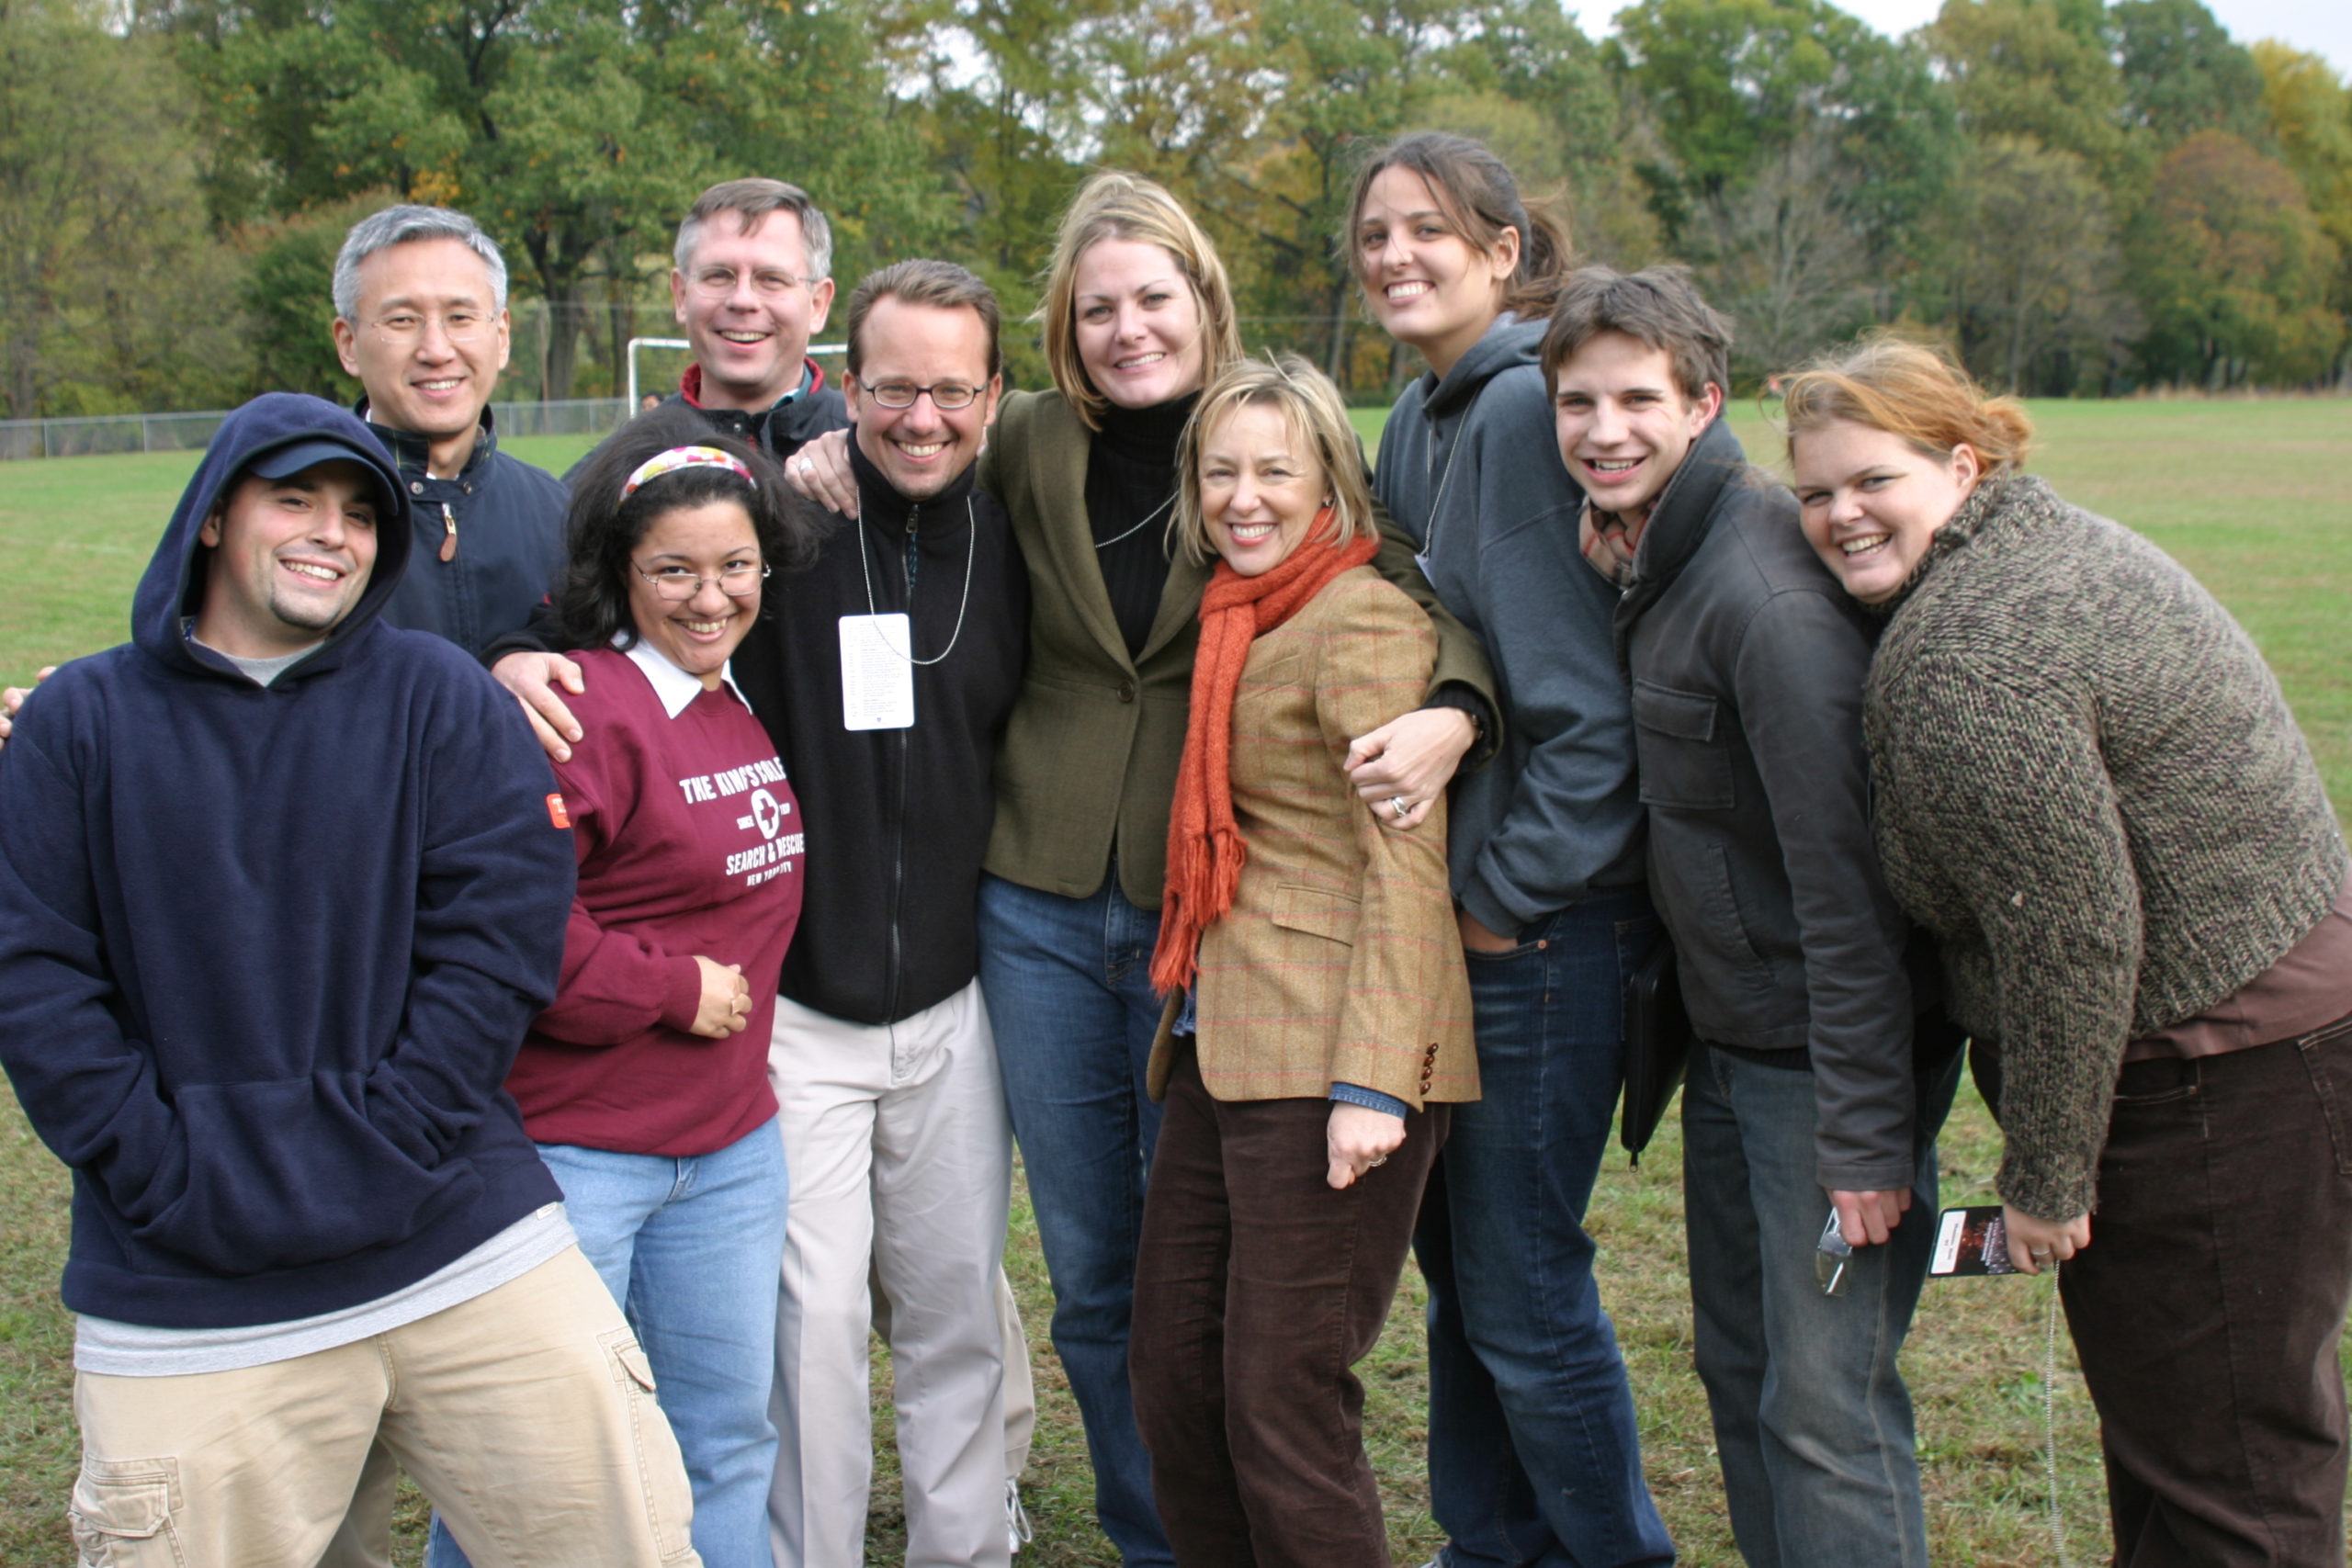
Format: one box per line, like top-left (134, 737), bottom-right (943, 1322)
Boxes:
top-left (2, 0), bottom-right (2345, 415)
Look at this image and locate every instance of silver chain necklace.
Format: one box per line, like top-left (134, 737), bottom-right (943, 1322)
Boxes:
top-left (854, 498), bottom-right (977, 666)
top-left (1093, 490), bottom-right (1177, 551)
top-left (1415, 380), bottom-right (1487, 562)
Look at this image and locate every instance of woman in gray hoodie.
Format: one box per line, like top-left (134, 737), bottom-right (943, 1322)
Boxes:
top-left (1344, 131), bottom-right (1671, 1568)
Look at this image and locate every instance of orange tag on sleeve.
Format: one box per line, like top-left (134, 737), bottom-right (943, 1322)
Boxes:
top-left (545, 793), bottom-right (571, 829)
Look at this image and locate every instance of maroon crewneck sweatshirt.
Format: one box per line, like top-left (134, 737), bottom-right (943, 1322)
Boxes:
top-left (506, 646), bottom-right (803, 1156)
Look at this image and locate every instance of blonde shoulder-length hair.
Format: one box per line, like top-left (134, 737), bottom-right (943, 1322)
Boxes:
top-left (1172, 355), bottom-right (1378, 565)
top-left (1038, 171), bottom-right (1245, 430)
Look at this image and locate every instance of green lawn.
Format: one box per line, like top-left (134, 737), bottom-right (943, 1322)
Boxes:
top-left (1, 399), bottom-right (2346, 1563)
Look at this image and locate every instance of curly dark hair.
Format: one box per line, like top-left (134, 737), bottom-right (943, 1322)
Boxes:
top-left (551, 406), bottom-right (820, 653)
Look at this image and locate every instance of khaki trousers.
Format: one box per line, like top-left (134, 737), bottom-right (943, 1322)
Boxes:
top-left (871, 1265), bottom-right (1036, 1483)
top-left (68, 1246), bottom-right (700, 1568)
top-left (766, 981), bottom-right (1014, 1568)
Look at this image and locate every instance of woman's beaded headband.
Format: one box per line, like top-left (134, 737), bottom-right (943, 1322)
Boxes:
top-left (619, 445), bottom-right (755, 501)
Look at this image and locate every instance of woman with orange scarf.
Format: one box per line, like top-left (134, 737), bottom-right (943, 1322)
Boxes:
top-left (1126, 356), bottom-right (1478, 1567)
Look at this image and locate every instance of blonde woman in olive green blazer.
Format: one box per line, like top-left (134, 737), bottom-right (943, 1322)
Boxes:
top-left (978, 387), bottom-right (1497, 908)
top-left (967, 175), bottom-right (1496, 1561)
top-left (787, 174), bottom-right (1498, 1557)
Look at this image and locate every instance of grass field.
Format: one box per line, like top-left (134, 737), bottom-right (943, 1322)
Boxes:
top-left (0, 399), bottom-right (2346, 1564)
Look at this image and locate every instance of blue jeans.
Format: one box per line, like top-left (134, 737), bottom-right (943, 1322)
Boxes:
top-left (1420, 893), bottom-right (1675, 1568)
top-left (428, 1120), bottom-right (790, 1568)
top-left (977, 869), bottom-right (1174, 1566)
top-left (1681, 1034), bottom-right (1961, 1568)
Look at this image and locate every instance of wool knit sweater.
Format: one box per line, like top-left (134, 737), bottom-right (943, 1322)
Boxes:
top-left (1865, 470), bottom-right (2347, 1221)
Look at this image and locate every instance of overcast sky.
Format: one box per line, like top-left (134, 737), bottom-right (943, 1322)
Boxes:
top-left (1565, 0), bottom-right (2352, 76)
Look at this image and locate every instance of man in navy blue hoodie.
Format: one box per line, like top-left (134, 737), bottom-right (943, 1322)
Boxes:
top-left (0, 394), bottom-right (704, 1568)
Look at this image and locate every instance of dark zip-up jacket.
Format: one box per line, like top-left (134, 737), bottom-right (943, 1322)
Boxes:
top-left (0, 393), bottom-right (573, 1327)
top-left (363, 405), bottom-right (568, 660)
top-left (1612, 418), bottom-right (1922, 1190)
top-left (730, 441), bottom-right (1028, 1025)
top-left (562, 361), bottom-right (847, 484)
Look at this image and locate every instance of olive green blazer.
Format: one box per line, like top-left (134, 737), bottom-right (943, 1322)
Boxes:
top-left (979, 388), bottom-right (1499, 910)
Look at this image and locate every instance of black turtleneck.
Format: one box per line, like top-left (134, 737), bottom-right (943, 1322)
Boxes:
top-left (1085, 393), bottom-right (1196, 658)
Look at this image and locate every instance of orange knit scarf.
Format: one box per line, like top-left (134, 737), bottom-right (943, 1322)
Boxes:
top-left (1149, 519), bottom-right (1378, 995)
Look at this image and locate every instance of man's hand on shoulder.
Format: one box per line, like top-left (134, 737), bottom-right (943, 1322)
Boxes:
top-left (0, 667), bottom-right (56, 753)
top-left (492, 651), bottom-right (586, 763)
top-left (783, 429), bottom-right (858, 517)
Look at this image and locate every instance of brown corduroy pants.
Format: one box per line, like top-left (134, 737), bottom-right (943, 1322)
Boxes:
top-left (1129, 1048), bottom-right (1447, 1568)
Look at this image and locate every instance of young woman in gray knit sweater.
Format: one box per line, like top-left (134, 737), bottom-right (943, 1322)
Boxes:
top-left (1786, 339), bottom-right (2352, 1568)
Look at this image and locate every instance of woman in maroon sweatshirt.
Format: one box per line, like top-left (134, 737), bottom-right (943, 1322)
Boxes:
top-left (434, 411), bottom-right (820, 1568)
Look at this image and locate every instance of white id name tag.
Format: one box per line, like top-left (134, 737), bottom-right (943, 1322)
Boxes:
top-left (839, 614), bottom-right (915, 730)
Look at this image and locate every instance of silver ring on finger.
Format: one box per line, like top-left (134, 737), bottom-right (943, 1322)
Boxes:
top-left (1368, 1155), bottom-right (1386, 1168)
top-left (1388, 795), bottom-right (1411, 820)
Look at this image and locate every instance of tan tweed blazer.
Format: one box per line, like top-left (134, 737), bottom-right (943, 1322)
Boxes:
top-left (1148, 567), bottom-right (1478, 1110)
top-left (978, 389), bottom-right (1499, 910)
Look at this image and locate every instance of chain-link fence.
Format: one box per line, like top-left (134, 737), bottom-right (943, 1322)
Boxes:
top-left (0, 399), bottom-right (637, 462)
top-left (0, 410), bottom-right (232, 461)
top-left (0, 321), bottom-right (1405, 462)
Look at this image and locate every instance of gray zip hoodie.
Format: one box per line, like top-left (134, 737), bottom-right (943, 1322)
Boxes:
top-left (1373, 315), bottom-right (1645, 936)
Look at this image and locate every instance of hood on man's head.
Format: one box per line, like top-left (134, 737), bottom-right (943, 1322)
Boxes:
top-left (243, 437), bottom-right (405, 516)
top-left (131, 393), bottom-right (411, 680)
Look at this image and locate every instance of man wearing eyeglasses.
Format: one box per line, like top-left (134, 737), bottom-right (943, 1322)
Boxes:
top-left (0, 208), bottom-right (563, 771)
top-left (745, 255), bottom-right (1035, 1568)
top-left (333, 205), bottom-right (570, 660)
top-left (548, 176), bottom-right (845, 491)
top-left (497, 259), bottom-right (1034, 1568)
top-left (659, 178), bottom-right (844, 452)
